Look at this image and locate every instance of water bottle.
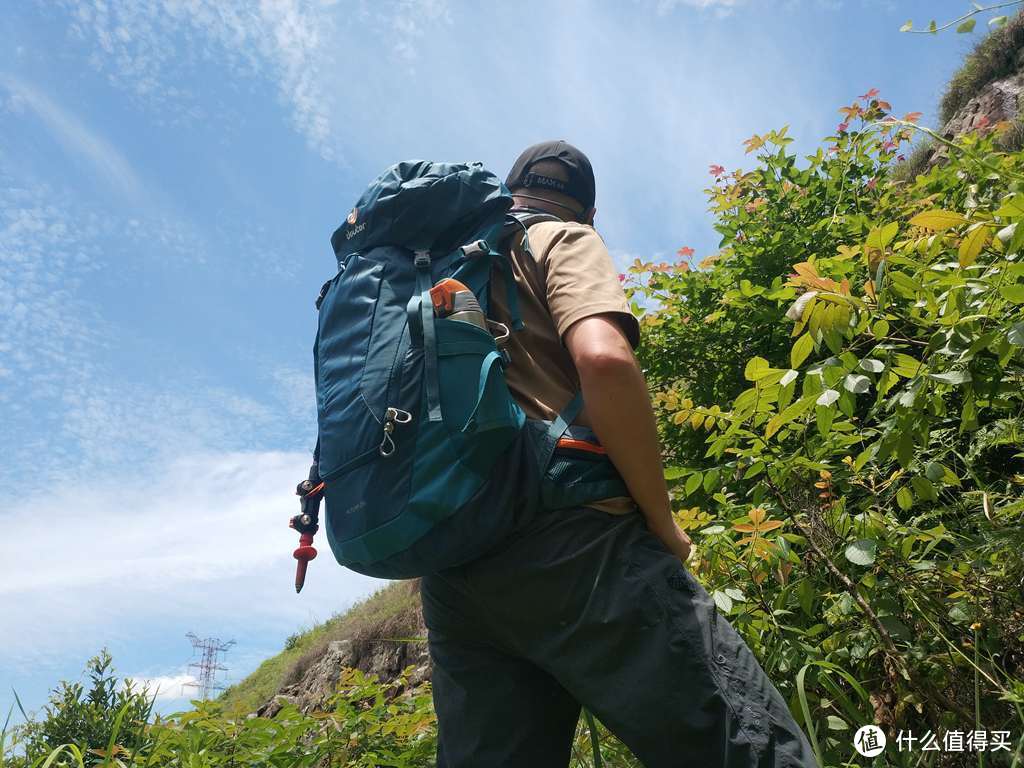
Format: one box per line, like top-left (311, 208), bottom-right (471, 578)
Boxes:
top-left (429, 278), bottom-right (487, 330)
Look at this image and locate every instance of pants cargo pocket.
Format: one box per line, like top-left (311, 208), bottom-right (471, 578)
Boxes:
top-left (683, 569), bottom-right (773, 755)
top-left (646, 559), bottom-right (773, 758)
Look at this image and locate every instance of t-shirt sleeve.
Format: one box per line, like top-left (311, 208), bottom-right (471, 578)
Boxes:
top-left (532, 222), bottom-right (641, 349)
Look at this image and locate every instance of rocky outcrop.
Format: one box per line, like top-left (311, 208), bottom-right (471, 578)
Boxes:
top-left (925, 70), bottom-right (1024, 168)
top-left (256, 582), bottom-right (430, 717)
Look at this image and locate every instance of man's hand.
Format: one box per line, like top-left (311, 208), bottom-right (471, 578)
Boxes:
top-left (648, 516), bottom-right (693, 563)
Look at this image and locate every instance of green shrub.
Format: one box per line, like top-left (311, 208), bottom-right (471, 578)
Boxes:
top-left (11, 650), bottom-right (155, 767)
top-left (632, 93), bottom-right (1024, 765)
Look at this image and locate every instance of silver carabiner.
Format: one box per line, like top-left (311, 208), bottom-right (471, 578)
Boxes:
top-left (379, 407), bottom-right (413, 456)
top-left (387, 407), bottom-right (413, 424)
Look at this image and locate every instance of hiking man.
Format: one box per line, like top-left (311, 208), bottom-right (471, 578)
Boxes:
top-left (419, 141), bottom-right (817, 767)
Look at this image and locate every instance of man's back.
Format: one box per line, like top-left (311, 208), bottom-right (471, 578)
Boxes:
top-left (420, 141), bottom-right (817, 768)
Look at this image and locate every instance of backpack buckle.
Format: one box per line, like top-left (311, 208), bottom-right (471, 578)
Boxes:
top-left (414, 250), bottom-right (431, 269)
top-left (460, 239), bottom-right (489, 259)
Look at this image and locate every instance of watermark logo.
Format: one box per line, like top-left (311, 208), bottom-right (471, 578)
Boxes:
top-left (853, 725), bottom-right (887, 757)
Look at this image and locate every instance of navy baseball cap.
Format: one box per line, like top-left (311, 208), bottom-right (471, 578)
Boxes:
top-left (505, 140), bottom-right (596, 210)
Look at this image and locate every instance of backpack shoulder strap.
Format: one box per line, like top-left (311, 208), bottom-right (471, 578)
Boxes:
top-left (491, 210), bottom-right (563, 331)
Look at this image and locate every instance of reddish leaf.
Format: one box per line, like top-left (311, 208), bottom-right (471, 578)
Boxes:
top-left (677, 246), bottom-right (695, 258)
top-left (859, 87), bottom-right (880, 100)
top-left (709, 164), bottom-right (726, 177)
top-left (903, 112), bottom-right (923, 123)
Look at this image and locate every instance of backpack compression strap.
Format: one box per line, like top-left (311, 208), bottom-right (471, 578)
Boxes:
top-left (414, 249), bottom-right (443, 422)
top-left (536, 391), bottom-right (584, 473)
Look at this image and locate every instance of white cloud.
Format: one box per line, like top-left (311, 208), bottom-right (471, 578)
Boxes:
top-left (0, 450), bottom-right (381, 673)
top-left (0, 75), bottom-right (145, 200)
top-left (125, 672), bottom-right (197, 701)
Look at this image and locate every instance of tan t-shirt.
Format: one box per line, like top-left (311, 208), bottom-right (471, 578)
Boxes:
top-left (490, 218), bottom-right (641, 514)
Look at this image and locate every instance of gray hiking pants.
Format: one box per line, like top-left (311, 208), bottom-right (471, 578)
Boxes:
top-left (420, 505), bottom-right (817, 767)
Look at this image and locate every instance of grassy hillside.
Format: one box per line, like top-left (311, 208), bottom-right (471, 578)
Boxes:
top-left (219, 580), bottom-right (421, 714)
top-left (899, 10), bottom-right (1024, 176)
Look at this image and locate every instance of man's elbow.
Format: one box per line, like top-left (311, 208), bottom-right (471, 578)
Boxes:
top-left (573, 346), bottom-right (637, 381)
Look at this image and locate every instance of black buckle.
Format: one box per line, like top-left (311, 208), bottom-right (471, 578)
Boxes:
top-left (414, 251), bottom-right (431, 268)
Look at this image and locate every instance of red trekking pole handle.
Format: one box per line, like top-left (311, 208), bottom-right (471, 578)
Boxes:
top-left (293, 531), bottom-right (318, 593)
top-left (290, 469), bottom-right (323, 593)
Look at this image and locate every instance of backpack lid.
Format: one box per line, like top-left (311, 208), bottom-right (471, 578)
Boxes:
top-left (331, 161), bottom-right (513, 263)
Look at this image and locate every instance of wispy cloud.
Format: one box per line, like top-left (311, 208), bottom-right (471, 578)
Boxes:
top-left (655, 0), bottom-right (744, 13)
top-left (50, 0), bottom-right (452, 163)
top-left (1, 75), bottom-right (145, 199)
top-left (0, 450), bottom-right (380, 674)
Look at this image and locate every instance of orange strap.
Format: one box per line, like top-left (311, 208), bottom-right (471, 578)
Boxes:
top-left (556, 438), bottom-right (607, 455)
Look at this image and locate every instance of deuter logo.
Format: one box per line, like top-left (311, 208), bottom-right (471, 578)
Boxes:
top-left (346, 221), bottom-right (366, 240)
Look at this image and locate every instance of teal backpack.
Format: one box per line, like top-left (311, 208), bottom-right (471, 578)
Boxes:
top-left (298, 160), bottom-right (628, 580)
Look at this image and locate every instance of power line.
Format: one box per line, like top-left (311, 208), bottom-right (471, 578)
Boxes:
top-left (183, 633), bottom-right (236, 700)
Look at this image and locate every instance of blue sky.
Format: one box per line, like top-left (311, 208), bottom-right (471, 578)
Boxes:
top-left (1, 0), bottom-right (979, 718)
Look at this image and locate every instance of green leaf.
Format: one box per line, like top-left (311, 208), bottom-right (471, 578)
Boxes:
top-left (844, 539), bottom-right (877, 566)
top-left (843, 374), bottom-right (871, 394)
top-left (925, 461), bottom-right (945, 482)
top-left (854, 445), bottom-right (877, 472)
top-left (703, 468), bottom-right (720, 494)
top-left (791, 332), bottom-right (814, 369)
top-left (911, 476), bottom-right (938, 502)
top-left (815, 404), bottom-right (834, 435)
top-left (859, 358), bottom-right (884, 373)
top-left (996, 193), bottom-right (1024, 219)
top-left (816, 389), bottom-right (839, 406)
top-left (927, 370), bottom-right (972, 385)
top-left (765, 395), bottom-right (816, 439)
top-left (1009, 322), bottom-right (1024, 346)
top-left (701, 525), bottom-right (726, 535)
top-left (990, 15), bottom-right (1008, 28)
top-left (826, 715), bottom-right (848, 731)
top-left (909, 209), bottom-right (967, 231)
top-left (866, 222), bottom-right (899, 251)
top-left (956, 18), bottom-right (976, 33)
top-left (999, 284), bottom-right (1024, 303)
top-left (892, 353), bottom-right (923, 378)
top-left (872, 319), bottom-right (890, 339)
top-left (744, 356), bottom-right (771, 381)
top-left (724, 587), bottom-right (746, 602)
top-left (897, 429), bottom-right (915, 468)
top-left (685, 473), bottom-right (703, 497)
top-left (780, 369), bottom-right (799, 386)
top-left (712, 590), bottom-right (734, 613)
top-left (899, 19), bottom-right (913, 32)
top-left (896, 485), bottom-right (914, 510)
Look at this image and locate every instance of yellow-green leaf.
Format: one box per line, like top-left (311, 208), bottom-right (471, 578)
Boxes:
top-left (744, 356), bottom-right (771, 381)
top-left (791, 332), bottom-right (814, 368)
top-left (958, 224), bottom-right (990, 267)
top-left (909, 210), bottom-right (967, 231)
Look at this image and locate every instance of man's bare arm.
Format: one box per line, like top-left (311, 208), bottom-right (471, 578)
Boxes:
top-left (564, 314), bottom-right (692, 562)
